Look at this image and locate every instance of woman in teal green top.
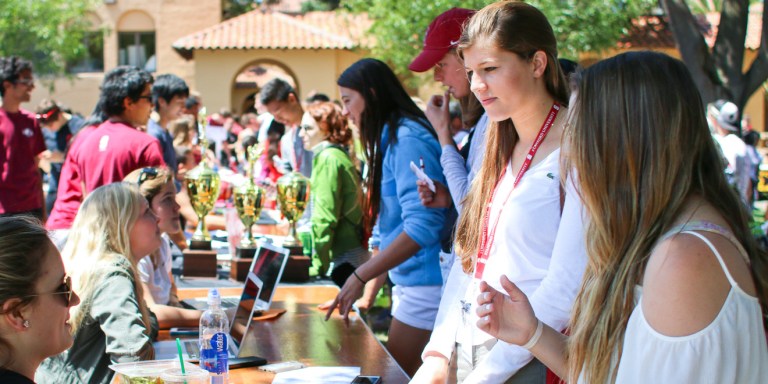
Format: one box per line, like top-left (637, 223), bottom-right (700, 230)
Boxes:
top-left (300, 101), bottom-right (369, 287)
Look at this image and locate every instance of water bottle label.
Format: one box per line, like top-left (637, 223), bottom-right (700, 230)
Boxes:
top-left (201, 332), bottom-right (228, 374)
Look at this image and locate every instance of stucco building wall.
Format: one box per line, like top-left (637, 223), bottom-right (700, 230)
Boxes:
top-left (29, 0), bottom-right (220, 115)
top-left (195, 49), bottom-right (366, 114)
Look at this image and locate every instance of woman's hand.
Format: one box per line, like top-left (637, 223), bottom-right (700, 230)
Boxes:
top-left (318, 297), bottom-right (372, 313)
top-left (410, 355), bottom-right (449, 384)
top-left (417, 179), bottom-right (451, 208)
top-left (324, 272), bottom-right (366, 325)
top-left (317, 298), bottom-right (334, 310)
top-left (476, 275), bottom-right (539, 346)
top-left (354, 295), bottom-right (375, 313)
top-left (425, 91), bottom-right (454, 147)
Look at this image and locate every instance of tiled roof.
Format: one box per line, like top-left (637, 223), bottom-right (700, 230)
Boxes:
top-left (617, 15), bottom-right (677, 49)
top-left (173, 10), bottom-right (372, 59)
top-left (619, 7), bottom-right (762, 50)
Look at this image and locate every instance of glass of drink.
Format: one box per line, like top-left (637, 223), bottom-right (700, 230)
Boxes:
top-left (160, 367), bottom-right (209, 384)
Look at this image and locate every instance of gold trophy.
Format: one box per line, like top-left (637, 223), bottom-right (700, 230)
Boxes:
top-left (233, 146), bottom-right (265, 252)
top-left (276, 171), bottom-right (310, 248)
top-left (182, 108), bottom-right (221, 277)
top-left (230, 145), bottom-right (265, 280)
top-left (185, 107), bottom-right (221, 248)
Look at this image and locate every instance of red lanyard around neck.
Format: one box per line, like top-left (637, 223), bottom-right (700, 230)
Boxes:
top-left (474, 103), bottom-right (560, 279)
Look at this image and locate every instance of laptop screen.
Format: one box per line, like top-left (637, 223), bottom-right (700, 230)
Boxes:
top-left (250, 243), bottom-right (289, 308)
top-left (230, 276), bottom-right (261, 345)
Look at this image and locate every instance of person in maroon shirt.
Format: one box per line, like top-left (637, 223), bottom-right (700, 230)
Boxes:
top-left (47, 66), bottom-right (164, 238)
top-left (0, 56), bottom-right (46, 220)
top-left (45, 67), bottom-right (129, 239)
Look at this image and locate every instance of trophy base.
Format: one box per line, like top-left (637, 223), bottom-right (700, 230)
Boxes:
top-left (189, 239), bottom-right (213, 250)
top-left (283, 244), bottom-right (304, 256)
top-left (281, 245), bottom-right (310, 282)
top-left (230, 247), bottom-right (257, 282)
top-left (182, 249), bottom-right (218, 278)
top-left (236, 246), bottom-right (257, 259)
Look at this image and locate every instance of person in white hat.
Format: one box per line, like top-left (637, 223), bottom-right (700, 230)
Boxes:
top-left (709, 100), bottom-right (751, 208)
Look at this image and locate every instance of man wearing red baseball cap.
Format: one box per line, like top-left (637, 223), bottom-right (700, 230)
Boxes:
top-left (409, 7), bottom-right (487, 212)
top-left (410, 7), bottom-right (492, 383)
top-left (409, 8), bottom-right (476, 73)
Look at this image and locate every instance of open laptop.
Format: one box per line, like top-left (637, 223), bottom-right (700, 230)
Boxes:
top-left (182, 243), bottom-right (290, 314)
top-left (154, 277), bottom-right (264, 361)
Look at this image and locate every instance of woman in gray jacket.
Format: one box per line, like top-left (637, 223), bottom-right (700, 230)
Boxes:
top-left (36, 182), bottom-right (161, 384)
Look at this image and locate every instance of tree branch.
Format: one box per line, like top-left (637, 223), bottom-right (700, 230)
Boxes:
top-left (742, 1), bottom-right (768, 105)
top-left (661, 0), bottom-right (719, 102)
top-left (712, 0), bottom-right (749, 101)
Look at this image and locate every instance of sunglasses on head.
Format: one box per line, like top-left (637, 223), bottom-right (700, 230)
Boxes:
top-left (35, 107), bottom-right (59, 123)
top-left (26, 275), bottom-right (74, 306)
top-left (137, 167), bottom-right (159, 186)
top-left (15, 78), bottom-right (34, 86)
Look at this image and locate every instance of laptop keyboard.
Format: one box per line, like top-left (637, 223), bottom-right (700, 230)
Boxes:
top-left (221, 297), bottom-right (239, 308)
top-left (184, 340), bottom-right (200, 359)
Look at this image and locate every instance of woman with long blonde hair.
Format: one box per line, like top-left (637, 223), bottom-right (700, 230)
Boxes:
top-left (476, 51), bottom-right (768, 383)
top-left (414, 2), bottom-right (589, 382)
top-left (36, 182), bottom-right (161, 384)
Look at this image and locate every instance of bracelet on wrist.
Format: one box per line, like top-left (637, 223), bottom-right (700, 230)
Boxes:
top-left (521, 319), bottom-right (544, 350)
top-left (352, 270), bottom-right (366, 285)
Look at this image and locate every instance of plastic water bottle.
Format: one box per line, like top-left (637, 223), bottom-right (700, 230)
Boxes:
top-left (200, 288), bottom-right (229, 383)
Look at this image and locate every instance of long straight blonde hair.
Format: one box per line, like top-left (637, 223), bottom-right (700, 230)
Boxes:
top-left (454, 1), bottom-right (569, 271)
top-left (565, 51), bottom-right (768, 383)
top-left (62, 182), bottom-right (153, 337)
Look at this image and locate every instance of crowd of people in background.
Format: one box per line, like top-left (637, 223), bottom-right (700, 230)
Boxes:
top-left (0, 1), bottom-right (766, 383)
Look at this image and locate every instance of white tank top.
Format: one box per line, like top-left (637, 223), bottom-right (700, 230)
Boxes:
top-left (613, 224), bottom-right (768, 383)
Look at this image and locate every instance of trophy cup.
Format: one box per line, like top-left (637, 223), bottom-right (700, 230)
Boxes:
top-left (276, 170), bottom-right (311, 282)
top-left (276, 171), bottom-right (310, 247)
top-left (230, 146), bottom-right (266, 281)
top-left (182, 108), bottom-right (221, 277)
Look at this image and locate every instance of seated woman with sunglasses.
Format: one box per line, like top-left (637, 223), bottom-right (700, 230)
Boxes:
top-left (0, 217), bottom-right (80, 384)
top-left (124, 167), bottom-right (202, 328)
top-left (36, 183), bottom-right (160, 384)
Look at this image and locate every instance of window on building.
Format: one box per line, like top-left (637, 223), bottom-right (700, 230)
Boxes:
top-left (118, 31), bottom-right (156, 72)
top-left (67, 31), bottom-right (105, 73)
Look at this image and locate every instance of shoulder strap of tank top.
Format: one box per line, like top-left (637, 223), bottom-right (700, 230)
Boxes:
top-left (661, 221), bottom-right (750, 264)
top-left (680, 230), bottom-right (741, 288)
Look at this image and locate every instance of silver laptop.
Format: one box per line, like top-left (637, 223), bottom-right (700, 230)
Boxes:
top-left (154, 277), bottom-right (264, 361)
top-left (182, 243), bottom-right (290, 314)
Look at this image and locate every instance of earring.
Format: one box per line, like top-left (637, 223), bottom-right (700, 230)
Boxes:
top-left (22, 320), bottom-right (30, 328)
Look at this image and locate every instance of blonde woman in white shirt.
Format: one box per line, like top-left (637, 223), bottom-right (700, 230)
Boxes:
top-left (414, 2), bottom-right (589, 383)
top-left (477, 51), bottom-right (768, 383)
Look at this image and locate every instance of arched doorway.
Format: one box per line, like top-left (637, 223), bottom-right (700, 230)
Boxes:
top-left (231, 60), bottom-right (298, 114)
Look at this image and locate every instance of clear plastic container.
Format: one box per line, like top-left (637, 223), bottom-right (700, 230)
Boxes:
top-left (109, 359), bottom-right (206, 384)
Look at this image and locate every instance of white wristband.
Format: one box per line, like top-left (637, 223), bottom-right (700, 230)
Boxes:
top-left (521, 319), bottom-right (544, 350)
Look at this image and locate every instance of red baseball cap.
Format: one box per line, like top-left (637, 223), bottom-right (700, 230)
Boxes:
top-left (409, 8), bottom-right (476, 73)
